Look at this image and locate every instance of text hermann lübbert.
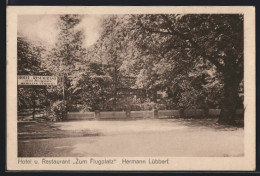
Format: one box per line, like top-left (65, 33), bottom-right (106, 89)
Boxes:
top-left (18, 158), bottom-right (170, 165)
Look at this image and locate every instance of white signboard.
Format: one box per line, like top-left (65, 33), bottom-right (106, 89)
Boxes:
top-left (17, 75), bottom-right (58, 86)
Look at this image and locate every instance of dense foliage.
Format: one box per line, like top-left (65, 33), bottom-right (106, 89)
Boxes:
top-left (17, 14), bottom-right (244, 124)
top-left (17, 36), bottom-right (49, 111)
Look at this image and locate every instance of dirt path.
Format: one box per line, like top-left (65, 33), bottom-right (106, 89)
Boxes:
top-left (18, 119), bottom-right (244, 157)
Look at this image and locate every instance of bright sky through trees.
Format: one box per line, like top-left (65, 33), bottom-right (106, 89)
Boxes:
top-left (18, 15), bottom-right (102, 48)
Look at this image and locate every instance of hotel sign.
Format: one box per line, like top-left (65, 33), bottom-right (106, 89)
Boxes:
top-left (17, 75), bottom-right (58, 86)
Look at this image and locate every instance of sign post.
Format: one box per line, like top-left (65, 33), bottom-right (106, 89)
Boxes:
top-left (32, 87), bottom-right (36, 120)
top-left (17, 75), bottom-right (58, 86)
top-left (62, 76), bottom-right (66, 119)
top-left (18, 75), bottom-right (58, 120)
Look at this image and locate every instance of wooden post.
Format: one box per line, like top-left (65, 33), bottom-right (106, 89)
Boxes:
top-left (179, 108), bottom-right (184, 118)
top-left (153, 109), bottom-right (158, 119)
top-left (62, 76), bottom-right (67, 120)
top-left (126, 109), bottom-right (131, 118)
top-left (32, 87), bottom-right (36, 120)
top-left (62, 76), bottom-right (65, 103)
top-left (114, 64), bottom-right (117, 111)
top-left (95, 110), bottom-right (100, 119)
top-left (204, 97), bottom-right (209, 118)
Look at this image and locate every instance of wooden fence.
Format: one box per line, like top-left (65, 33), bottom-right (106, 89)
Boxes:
top-left (67, 112), bottom-right (95, 120)
top-left (66, 109), bottom-right (244, 120)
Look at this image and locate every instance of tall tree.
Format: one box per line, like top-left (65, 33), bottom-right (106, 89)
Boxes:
top-left (18, 36), bottom-right (45, 75)
top-left (17, 36), bottom-right (49, 111)
top-left (46, 15), bottom-right (87, 112)
top-left (92, 15), bottom-right (142, 110)
top-left (130, 14), bottom-right (243, 124)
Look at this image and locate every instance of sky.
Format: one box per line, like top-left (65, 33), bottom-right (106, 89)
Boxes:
top-left (18, 15), bottom-right (102, 48)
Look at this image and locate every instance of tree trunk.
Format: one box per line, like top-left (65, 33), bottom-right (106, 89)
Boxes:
top-left (218, 75), bottom-right (241, 125)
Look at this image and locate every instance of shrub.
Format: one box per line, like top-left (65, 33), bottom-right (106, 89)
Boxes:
top-left (50, 101), bottom-right (67, 121)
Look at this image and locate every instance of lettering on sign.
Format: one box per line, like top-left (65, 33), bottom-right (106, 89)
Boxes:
top-left (17, 75), bottom-right (58, 86)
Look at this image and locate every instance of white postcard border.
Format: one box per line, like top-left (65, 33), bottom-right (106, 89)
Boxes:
top-left (6, 6), bottom-right (255, 171)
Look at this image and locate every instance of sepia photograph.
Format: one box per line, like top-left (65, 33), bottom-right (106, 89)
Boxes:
top-left (6, 6), bottom-right (255, 171)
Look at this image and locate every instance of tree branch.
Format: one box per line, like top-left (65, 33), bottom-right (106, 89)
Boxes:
top-left (161, 15), bottom-right (225, 72)
top-left (139, 14), bottom-right (225, 72)
top-left (139, 22), bottom-right (175, 36)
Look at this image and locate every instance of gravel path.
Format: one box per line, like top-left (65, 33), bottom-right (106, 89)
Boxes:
top-left (18, 119), bottom-right (244, 157)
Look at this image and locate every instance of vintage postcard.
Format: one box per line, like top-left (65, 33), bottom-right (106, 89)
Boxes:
top-left (6, 6), bottom-right (255, 171)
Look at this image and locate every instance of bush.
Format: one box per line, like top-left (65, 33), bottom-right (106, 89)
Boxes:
top-left (50, 101), bottom-right (67, 121)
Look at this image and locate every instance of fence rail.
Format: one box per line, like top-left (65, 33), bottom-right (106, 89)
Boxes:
top-left (67, 112), bottom-right (95, 120)
top-left (66, 109), bottom-right (244, 120)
